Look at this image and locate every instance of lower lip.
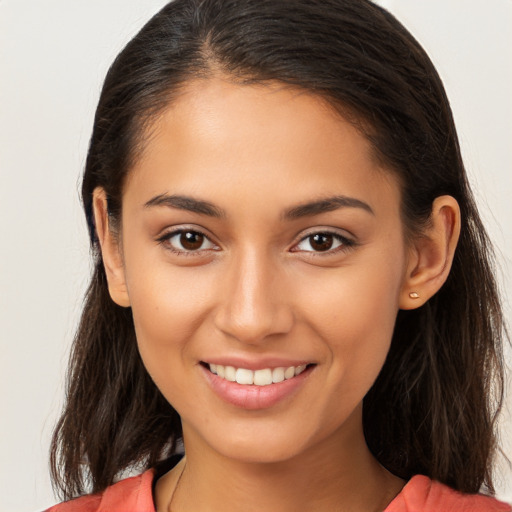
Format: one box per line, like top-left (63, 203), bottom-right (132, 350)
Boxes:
top-left (201, 365), bottom-right (313, 410)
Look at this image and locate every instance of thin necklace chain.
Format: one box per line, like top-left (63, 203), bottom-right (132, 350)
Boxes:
top-left (167, 461), bottom-right (186, 512)
top-left (166, 460), bottom-right (398, 511)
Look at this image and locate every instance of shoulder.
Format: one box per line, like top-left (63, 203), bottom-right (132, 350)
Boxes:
top-left (45, 469), bottom-right (156, 512)
top-left (387, 475), bottom-right (511, 512)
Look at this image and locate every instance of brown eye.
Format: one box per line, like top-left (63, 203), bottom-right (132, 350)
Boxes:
top-left (180, 231), bottom-right (204, 250)
top-left (293, 231), bottom-right (351, 254)
top-left (160, 229), bottom-right (217, 253)
top-left (309, 233), bottom-right (334, 251)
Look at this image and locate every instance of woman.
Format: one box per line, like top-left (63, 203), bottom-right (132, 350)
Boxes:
top-left (47, 0), bottom-right (510, 510)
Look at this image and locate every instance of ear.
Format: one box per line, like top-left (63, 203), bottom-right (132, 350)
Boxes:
top-left (92, 187), bottom-right (131, 307)
top-left (399, 195), bottom-right (461, 310)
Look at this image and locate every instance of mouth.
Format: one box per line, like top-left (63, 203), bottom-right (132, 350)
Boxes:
top-left (200, 361), bottom-right (315, 409)
top-left (201, 362), bottom-right (313, 386)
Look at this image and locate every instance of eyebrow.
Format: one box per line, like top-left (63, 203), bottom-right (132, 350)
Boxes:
top-left (143, 193), bottom-right (374, 219)
top-left (144, 194), bottom-right (226, 218)
top-left (282, 195), bottom-right (374, 220)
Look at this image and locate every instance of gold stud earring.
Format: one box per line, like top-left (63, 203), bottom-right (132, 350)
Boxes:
top-left (409, 292), bottom-right (420, 299)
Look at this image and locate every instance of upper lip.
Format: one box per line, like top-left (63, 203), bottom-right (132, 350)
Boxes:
top-left (201, 357), bottom-right (314, 371)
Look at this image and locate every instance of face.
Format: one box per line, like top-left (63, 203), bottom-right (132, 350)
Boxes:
top-left (111, 78), bottom-right (411, 464)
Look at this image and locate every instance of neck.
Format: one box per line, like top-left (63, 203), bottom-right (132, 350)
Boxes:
top-left (156, 408), bottom-right (404, 512)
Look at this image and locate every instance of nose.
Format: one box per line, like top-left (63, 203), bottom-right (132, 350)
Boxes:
top-left (213, 248), bottom-right (294, 345)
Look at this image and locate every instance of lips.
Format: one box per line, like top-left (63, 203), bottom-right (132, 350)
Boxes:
top-left (201, 361), bottom-right (314, 409)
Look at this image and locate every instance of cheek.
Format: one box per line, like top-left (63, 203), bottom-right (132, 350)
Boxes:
top-left (295, 253), bottom-right (404, 388)
top-left (123, 258), bottom-right (217, 387)
top-left (126, 252), bottom-right (214, 335)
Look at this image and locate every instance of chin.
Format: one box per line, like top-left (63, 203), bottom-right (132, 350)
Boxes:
top-left (184, 410), bottom-right (345, 467)
top-left (215, 436), bottom-right (308, 465)
top-left (182, 415), bottom-right (316, 464)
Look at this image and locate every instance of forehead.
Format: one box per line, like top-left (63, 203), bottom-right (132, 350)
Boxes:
top-left (124, 77), bottom-right (401, 219)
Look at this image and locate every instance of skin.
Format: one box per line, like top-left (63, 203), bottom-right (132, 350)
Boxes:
top-left (94, 77), bottom-right (460, 512)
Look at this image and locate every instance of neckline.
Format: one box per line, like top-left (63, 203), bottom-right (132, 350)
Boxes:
top-left (150, 457), bottom-right (424, 512)
top-left (383, 474), bottom-right (428, 510)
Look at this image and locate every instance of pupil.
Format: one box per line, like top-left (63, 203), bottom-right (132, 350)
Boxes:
top-left (311, 233), bottom-right (333, 251)
top-left (181, 231), bottom-right (203, 250)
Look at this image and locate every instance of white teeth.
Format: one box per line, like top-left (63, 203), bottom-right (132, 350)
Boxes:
top-left (254, 368), bottom-right (273, 386)
top-left (284, 366), bottom-right (295, 379)
top-left (272, 367), bottom-right (285, 383)
top-left (236, 368), bottom-right (254, 385)
top-left (225, 366), bottom-right (236, 382)
top-left (208, 363), bottom-right (308, 386)
top-left (295, 364), bottom-right (307, 376)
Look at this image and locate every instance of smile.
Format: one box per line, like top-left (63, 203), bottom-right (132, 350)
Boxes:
top-left (208, 363), bottom-right (308, 386)
top-left (201, 361), bottom-right (315, 409)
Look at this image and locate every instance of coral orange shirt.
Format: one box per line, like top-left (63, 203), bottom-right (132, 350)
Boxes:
top-left (46, 470), bottom-right (511, 512)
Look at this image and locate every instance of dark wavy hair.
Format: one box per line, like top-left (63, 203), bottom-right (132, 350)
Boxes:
top-left (50, 0), bottom-right (506, 501)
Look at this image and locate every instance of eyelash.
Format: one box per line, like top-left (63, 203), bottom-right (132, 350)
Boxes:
top-left (156, 228), bottom-right (219, 256)
top-left (291, 231), bottom-right (356, 256)
top-left (156, 228), bottom-right (356, 257)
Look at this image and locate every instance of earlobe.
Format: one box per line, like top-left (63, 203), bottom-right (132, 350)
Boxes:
top-left (92, 188), bottom-right (131, 308)
top-left (399, 195), bottom-right (461, 310)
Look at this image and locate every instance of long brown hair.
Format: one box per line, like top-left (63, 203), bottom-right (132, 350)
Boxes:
top-left (50, 0), bottom-right (506, 500)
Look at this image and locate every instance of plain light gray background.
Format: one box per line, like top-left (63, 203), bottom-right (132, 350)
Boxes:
top-left (0, 1), bottom-right (510, 510)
